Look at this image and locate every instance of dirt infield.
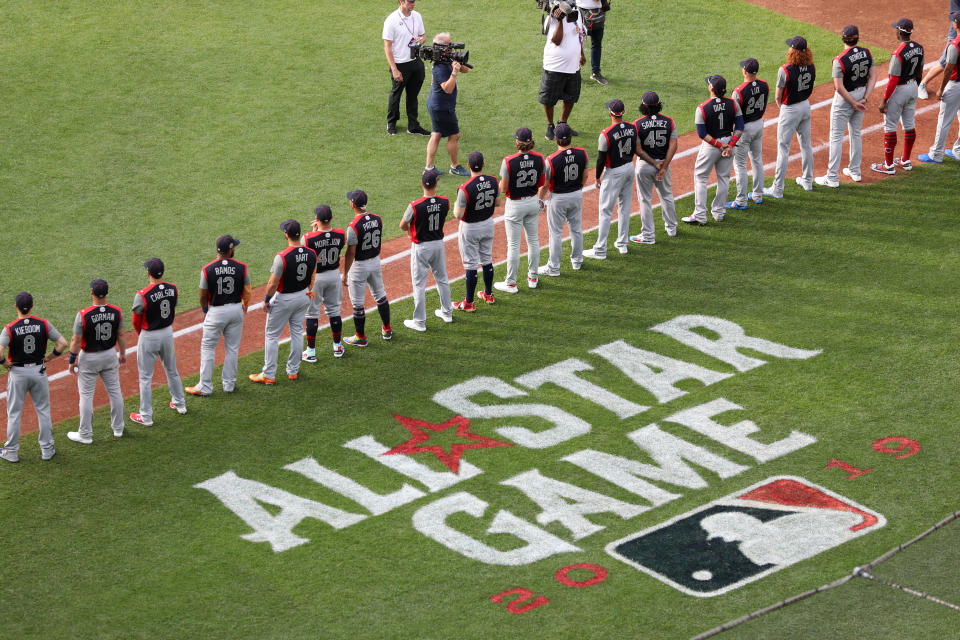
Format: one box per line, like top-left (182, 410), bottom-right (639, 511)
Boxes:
top-left (2, 0), bottom-right (953, 440)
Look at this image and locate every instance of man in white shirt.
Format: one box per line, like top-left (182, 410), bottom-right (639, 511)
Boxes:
top-left (540, 5), bottom-right (586, 141)
top-left (383, 0), bottom-right (430, 136)
top-left (577, 0), bottom-right (610, 85)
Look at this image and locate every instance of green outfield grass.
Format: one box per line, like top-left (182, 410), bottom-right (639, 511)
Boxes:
top-left (2, 164), bottom-right (959, 638)
top-left (0, 0), bottom-right (877, 331)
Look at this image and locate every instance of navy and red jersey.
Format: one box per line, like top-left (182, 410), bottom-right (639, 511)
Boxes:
top-left (733, 80), bottom-right (770, 123)
top-left (276, 246), bottom-right (317, 293)
top-left (304, 229), bottom-right (346, 273)
top-left (546, 147), bottom-right (588, 193)
top-left (891, 41), bottom-right (924, 85)
top-left (78, 304), bottom-right (122, 352)
top-left (698, 96), bottom-right (738, 139)
top-left (781, 64), bottom-right (816, 104)
top-left (4, 317), bottom-right (50, 365)
top-left (633, 115), bottom-right (675, 161)
top-left (407, 195), bottom-right (449, 243)
top-left (503, 152), bottom-right (545, 199)
top-left (458, 175), bottom-right (499, 223)
top-left (202, 258), bottom-right (248, 306)
top-left (835, 47), bottom-right (874, 92)
top-left (138, 282), bottom-right (178, 331)
top-left (349, 213), bottom-right (384, 261)
top-left (600, 121), bottom-right (637, 168)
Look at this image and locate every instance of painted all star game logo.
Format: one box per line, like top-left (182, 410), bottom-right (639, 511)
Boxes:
top-left (606, 476), bottom-right (885, 597)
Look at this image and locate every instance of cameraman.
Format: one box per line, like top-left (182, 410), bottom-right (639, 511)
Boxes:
top-left (541, 3), bottom-right (587, 141)
top-left (425, 33), bottom-right (470, 177)
top-left (383, 0), bottom-right (430, 136)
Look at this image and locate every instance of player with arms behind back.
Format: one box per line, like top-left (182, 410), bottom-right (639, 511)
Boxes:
top-left (342, 190), bottom-right (393, 346)
top-left (301, 206), bottom-right (346, 361)
top-left (630, 91), bottom-right (679, 243)
top-left (495, 128), bottom-right (546, 293)
top-left (453, 151), bottom-right (502, 310)
top-left (765, 36), bottom-right (816, 198)
top-left (538, 123), bottom-right (589, 275)
top-left (728, 58), bottom-right (769, 208)
top-left (584, 99), bottom-right (637, 258)
top-left (921, 11), bottom-right (960, 164)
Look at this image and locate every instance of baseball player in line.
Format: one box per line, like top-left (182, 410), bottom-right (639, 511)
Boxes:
top-left (584, 99), bottom-right (636, 259)
top-left (728, 59), bottom-right (769, 209)
top-left (452, 151), bottom-right (501, 310)
top-left (538, 123), bottom-right (589, 275)
top-left (342, 190), bottom-right (393, 345)
top-left (630, 91), bottom-right (678, 243)
top-left (918, 0), bottom-right (960, 99)
top-left (920, 11), bottom-right (960, 164)
top-left (131, 258), bottom-right (186, 426)
top-left (683, 75), bottom-right (744, 225)
top-left (764, 36), bottom-right (817, 198)
top-left (401, 169), bottom-right (454, 331)
top-left (873, 19), bottom-right (925, 175)
top-left (250, 220), bottom-right (316, 384)
top-left (0, 293), bottom-right (68, 462)
top-left (495, 128), bottom-right (546, 293)
top-left (187, 235), bottom-right (251, 396)
top-left (67, 279), bottom-right (127, 444)
top-left (816, 26), bottom-right (876, 187)
top-left (302, 206), bottom-right (346, 361)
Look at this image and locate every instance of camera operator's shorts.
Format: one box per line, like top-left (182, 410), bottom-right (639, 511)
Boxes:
top-left (429, 108), bottom-right (460, 138)
top-left (539, 69), bottom-right (581, 106)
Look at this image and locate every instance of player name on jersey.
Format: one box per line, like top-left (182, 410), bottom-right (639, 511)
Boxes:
top-left (634, 115), bottom-right (675, 160)
top-left (198, 314), bottom-right (830, 573)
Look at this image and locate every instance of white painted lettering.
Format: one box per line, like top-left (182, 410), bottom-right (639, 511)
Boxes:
top-left (411, 491), bottom-right (580, 565)
top-left (515, 358), bottom-right (648, 419)
top-left (561, 449), bottom-right (683, 507)
top-left (625, 424), bottom-right (750, 487)
top-left (343, 435), bottom-right (483, 492)
top-left (283, 457), bottom-right (425, 516)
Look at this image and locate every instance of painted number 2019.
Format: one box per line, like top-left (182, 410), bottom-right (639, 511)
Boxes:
top-left (826, 436), bottom-right (921, 479)
top-left (490, 563), bottom-right (607, 615)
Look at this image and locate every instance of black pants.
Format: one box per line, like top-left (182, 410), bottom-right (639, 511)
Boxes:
top-left (580, 9), bottom-right (606, 75)
top-left (387, 58), bottom-right (425, 130)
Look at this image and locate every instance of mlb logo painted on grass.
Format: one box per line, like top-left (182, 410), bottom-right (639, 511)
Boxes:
top-left (606, 476), bottom-right (885, 597)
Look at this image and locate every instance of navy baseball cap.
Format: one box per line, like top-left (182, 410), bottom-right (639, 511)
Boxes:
top-left (347, 189), bottom-right (368, 207)
top-left (314, 205), bottom-right (332, 222)
top-left (706, 75), bottom-right (727, 94)
top-left (280, 219), bottom-right (301, 237)
top-left (422, 168), bottom-right (442, 188)
top-left (14, 292), bottom-right (33, 313)
top-left (554, 123), bottom-right (573, 140)
top-left (951, 11), bottom-right (960, 24)
top-left (144, 258), bottom-right (164, 277)
top-left (606, 99), bottom-right (625, 115)
top-left (90, 279), bottom-right (109, 297)
top-left (467, 151), bottom-right (484, 171)
top-left (892, 18), bottom-right (913, 33)
top-left (786, 35), bottom-right (808, 50)
top-left (514, 127), bottom-right (533, 142)
top-left (740, 58), bottom-right (760, 74)
top-left (841, 25), bottom-right (859, 38)
top-left (216, 234), bottom-right (240, 253)
top-left (641, 91), bottom-right (661, 107)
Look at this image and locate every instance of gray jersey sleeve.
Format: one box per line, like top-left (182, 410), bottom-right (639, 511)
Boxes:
top-left (73, 312), bottom-right (84, 336)
top-left (199, 269), bottom-right (209, 290)
top-left (402, 204), bottom-right (415, 223)
top-left (597, 133), bottom-right (608, 152)
top-left (0, 327), bottom-right (9, 348)
top-left (346, 225), bottom-right (358, 246)
top-left (47, 323), bottom-right (62, 342)
top-left (270, 254), bottom-right (284, 277)
top-left (542, 160), bottom-right (553, 183)
top-left (455, 189), bottom-right (468, 208)
top-left (832, 58), bottom-right (843, 78)
top-left (694, 106), bottom-right (706, 125)
top-left (889, 54), bottom-right (902, 77)
top-left (132, 292), bottom-right (145, 314)
top-left (948, 42), bottom-right (960, 65)
top-left (776, 66), bottom-right (787, 88)
top-left (499, 159), bottom-right (509, 180)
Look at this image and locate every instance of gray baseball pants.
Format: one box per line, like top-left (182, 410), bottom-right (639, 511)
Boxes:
top-left (733, 119), bottom-right (765, 205)
top-left (3, 364), bottom-right (54, 458)
top-left (545, 190), bottom-right (584, 274)
top-left (306, 270), bottom-right (343, 320)
top-left (137, 326), bottom-right (185, 421)
top-left (593, 162), bottom-right (634, 255)
top-left (770, 100), bottom-right (813, 195)
top-left (457, 218), bottom-right (494, 268)
top-left (503, 196), bottom-right (541, 285)
top-left (824, 87), bottom-right (867, 181)
top-left (77, 349), bottom-right (124, 438)
top-left (883, 82), bottom-right (918, 133)
top-left (693, 141), bottom-right (733, 223)
top-left (347, 257), bottom-right (387, 307)
top-left (197, 302), bottom-right (244, 394)
top-left (634, 159), bottom-right (677, 241)
top-left (410, 240), bottom-right (453, 323)
top-left (262, 291), bottom-right (310, 379)
top-left (926, 80), bottom-right (960, 161)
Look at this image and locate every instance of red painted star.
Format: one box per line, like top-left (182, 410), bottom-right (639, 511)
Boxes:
top-left (383, 414), bottom-right (512, 473)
